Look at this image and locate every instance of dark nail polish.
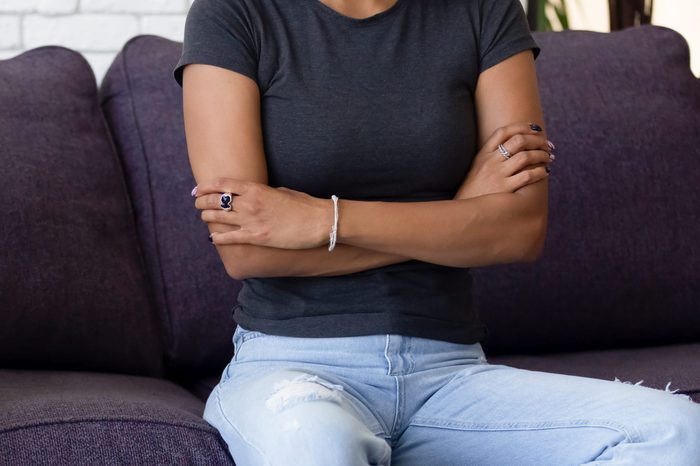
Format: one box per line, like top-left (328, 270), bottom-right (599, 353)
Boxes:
top-left (208, 234), bottom-right (213, 243)
top-left (530, 123), bottom-right (542, 132)
top-left (545, 166), bottom-right (551, 174)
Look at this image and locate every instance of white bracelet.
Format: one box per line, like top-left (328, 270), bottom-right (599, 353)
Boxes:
top-left (328, 194), bottom-right (339, 252)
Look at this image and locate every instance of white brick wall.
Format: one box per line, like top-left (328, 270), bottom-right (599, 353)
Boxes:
top-left (0, 0), bottom-right (195, 85)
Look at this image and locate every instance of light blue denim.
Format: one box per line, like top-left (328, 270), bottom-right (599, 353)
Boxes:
top-left (203, 325), bottom-right (700, 465)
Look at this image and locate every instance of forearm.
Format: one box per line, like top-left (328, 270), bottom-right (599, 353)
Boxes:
top-left (336, 190), bottom-right (545, 268)
top-left (209, 223), bottom-right (412, 279)
top-left (211, 187), bottom-right (541, 279)
top-left (211, 188), bottom-right (475, 279)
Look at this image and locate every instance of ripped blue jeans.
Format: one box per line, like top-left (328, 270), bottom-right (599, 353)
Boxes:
top-left (203, 325), bottom-right (700, 466)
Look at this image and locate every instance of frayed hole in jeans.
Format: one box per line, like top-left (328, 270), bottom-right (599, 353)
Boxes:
top-left (612, 377), bottom-right (696, 403)
top-left (265, 373), bottom-right (345, 413)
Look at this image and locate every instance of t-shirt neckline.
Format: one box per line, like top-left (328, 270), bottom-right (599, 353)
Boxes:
top-left (309, 0), bottom-right (405, 26)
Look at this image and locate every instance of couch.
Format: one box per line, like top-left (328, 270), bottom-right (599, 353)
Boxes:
top-left (1, 24), bottom-right (698, 464)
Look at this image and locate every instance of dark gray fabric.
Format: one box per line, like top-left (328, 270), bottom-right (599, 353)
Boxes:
top-left (0, 46), bottom-right (164, 376)
top-left (99, 36), bottom-right (240, 378)
top-left (179, 373), bottom-right (221, 403)
top-left (0, 370), bottom-right (234, 465)
top-left (472, 25), bottom-right (700, 355)
top-left (172, 0), bottom-right (540, 343)
top-left (488, 343), bottom-right (700, 403)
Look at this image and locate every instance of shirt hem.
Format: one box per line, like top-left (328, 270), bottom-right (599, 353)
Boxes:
top-left (233, 305), bottom-right (489, 345)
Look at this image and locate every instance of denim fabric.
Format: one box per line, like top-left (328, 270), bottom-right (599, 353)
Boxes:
top-left (204, 326), bottom-right (700, 465)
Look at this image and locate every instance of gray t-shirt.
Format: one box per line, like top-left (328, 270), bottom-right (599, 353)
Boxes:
top-left (173, 0), bottom-right (540, 343)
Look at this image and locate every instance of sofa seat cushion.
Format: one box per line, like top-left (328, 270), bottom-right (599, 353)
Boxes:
top-left (0, 45), bottom-right (163, 376)
top-left (488, 342), bottom-right (700, 402)
top-left (0, 370), bottom-right (234, 465)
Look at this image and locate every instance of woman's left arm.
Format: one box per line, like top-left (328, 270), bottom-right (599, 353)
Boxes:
top-left (199, 49), bottom-right (548, 269)
top-left (335, 49), bottom-right (548, 268)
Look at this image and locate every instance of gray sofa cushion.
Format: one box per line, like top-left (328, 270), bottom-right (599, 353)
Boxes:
top-left (99, 35), bottom-right (240, 378)
top-left (0, 46), bottom-right (163, 376)
top-left (0, 370), bottom-right (234, 465)
top-left (488, 342), bottom-right (700, 403)
top-left (472, 25), bottom-right (700, 355)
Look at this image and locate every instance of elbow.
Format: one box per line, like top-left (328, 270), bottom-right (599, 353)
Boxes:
top-left (226, 265), bottom-right (248, 281)
top-left (220, 244), bottom-right (253, 281)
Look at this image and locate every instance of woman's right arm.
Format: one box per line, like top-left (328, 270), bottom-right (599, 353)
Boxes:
top-left (182, 64), bottom-right (548, 279)
top-left (182, 63), bottom-right (411, 279)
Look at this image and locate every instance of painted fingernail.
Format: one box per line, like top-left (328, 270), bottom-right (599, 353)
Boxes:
top-left (549, 153), bottom-right (556, 161)
top-left (547, 140), bottom-right (556, 151)
top-left (191, 186), bottom-right (198, 197)
top-left (208, 233), bottom-right (213, 243)
top-left (530, 123), bottom-right (542, 132)
top-left (545, 166), bottom-right (551, 174)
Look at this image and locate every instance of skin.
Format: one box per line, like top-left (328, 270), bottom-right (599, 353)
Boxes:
top-left (318, 0), bottom-right (401, 19)
top-left (182, 1), bottom-right (552, 280)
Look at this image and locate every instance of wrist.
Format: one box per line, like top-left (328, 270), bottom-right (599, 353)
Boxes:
top-left (315, 196), bottom-right (335, 249)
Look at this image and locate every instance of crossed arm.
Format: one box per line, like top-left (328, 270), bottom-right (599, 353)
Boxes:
top-left (181, 49), bottom-right (547, 280)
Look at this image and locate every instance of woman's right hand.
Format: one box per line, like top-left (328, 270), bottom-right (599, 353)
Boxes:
top-left (454, 123), bottom-right (554, 200)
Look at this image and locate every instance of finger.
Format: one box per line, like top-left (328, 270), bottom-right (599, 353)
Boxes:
top-left (201, 208), bottom-right (241, 225)
top-left (482, 122), bottom-right (546, 153)
top-left (210, 229), bottom-right (254, 245)
top-left (192, 177), bottom-right (251, 197)
top-left (506, 165), bottom-right (550, 191)
top-left (500, 133), bottom-right (551, 158)
top-left (503, 150), bottom-right (552, 176)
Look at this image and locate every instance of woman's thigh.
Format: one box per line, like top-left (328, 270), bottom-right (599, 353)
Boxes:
top-left (392, 363), bottom-right (700, 466)
top-left (204, 366), bottom-right (392, 466)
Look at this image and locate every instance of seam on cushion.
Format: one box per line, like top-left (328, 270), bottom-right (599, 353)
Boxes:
top-left (97, 68), bottom-right (167, 378)
top-left (15, 46), bottom-right (94, 74)
top-left (0, 419), bottom-right (234, 463)
top-left (120, 35), bottom-right (176, 364)
top-left (0, 417), bottom-right (230, 453)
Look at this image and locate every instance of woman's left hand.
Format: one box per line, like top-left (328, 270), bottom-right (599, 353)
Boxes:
top-left (193, 177), bottom-right (333, 249)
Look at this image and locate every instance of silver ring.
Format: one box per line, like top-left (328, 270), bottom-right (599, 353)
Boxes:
top-left (219, 192), bottom-right (233, 211)
top-left (498, 144), bottom-right (511, 160)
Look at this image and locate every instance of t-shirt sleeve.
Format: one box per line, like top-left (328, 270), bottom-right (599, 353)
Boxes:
top-left (478, 0), bottom-right (541, 74)
top-left (172, 0), bottom-right (259, 88)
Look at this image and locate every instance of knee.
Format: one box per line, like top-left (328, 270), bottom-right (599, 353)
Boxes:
top-left (639, 392), bottom-right (700, 463)
top-left (666, 396), bottom-right (700, 445)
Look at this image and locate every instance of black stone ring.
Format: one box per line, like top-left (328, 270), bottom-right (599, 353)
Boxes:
top-left (220, 192), bottom-right (234, 211)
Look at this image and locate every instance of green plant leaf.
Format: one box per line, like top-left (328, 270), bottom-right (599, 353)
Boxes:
top-left (554, 0), bottom-right (569, 29)
top-left (537, 0), bottom-right (551, 31)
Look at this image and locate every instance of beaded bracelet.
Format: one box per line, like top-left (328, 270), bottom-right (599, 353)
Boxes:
top-left (328, 194), bottom-right (339, 252)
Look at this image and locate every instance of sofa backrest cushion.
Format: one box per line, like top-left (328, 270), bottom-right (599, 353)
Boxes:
top-left (99, 35), bottom-right (240, 377)
top-left (472, 25), bottom-right (700, 355)
top-left (0, 47), bottom-right (164, 376)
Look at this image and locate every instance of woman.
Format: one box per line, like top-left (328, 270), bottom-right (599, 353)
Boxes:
top-left (173, 0), bottom-right (700, 464)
